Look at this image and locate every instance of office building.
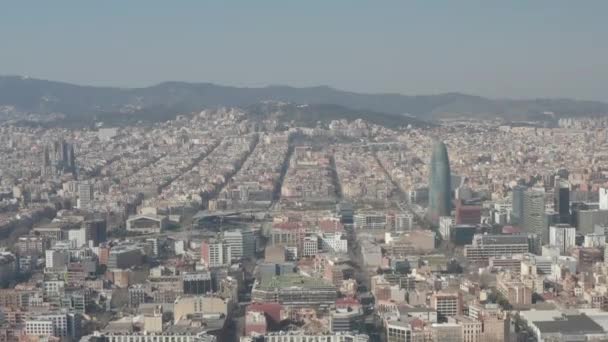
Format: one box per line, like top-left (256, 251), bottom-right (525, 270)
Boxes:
top-left (451, 224), bottom-right (478, 246)
top-left (577, 209), bottom-right (608, 235)
top-left (17, 236), bottom-right (48, 256)
top-left (489, 256), bottom-right (523, 274)
top-left (523, 188), bottom-right (547, 242)
top-left (104, 332), bottom-right (217, 342)
top-left (455, 202), bottom-right (482, 225)
top-left (107, 245), bottom-right (143, 269)
top-left (41, 145), bottom-right (51, 176)
top-left (182, 272), bottom-right (213, 295)
top-left (354, 211), bottom-right (387, 230)
top-left (223, 231), bottom-right (244, 260)
top-left (66, 143), bottom-right (76, 175)
top-left (223, 229), bottom-right (255, 260)
top-left (83, 218), bottom-right (107, 246)
top-left (337, 202), bottom-right (354, 224)
top-left (251, 274), bottom-right (337, 309)
top-left (240, 229), bottom-right (256, 258)
top-left (201, 239), bottom-right (230, 267)
top-left (511, 185), bottom-right (527, 225)
top-left (464, 234), bottom-right (529, 263)
top-left (78, 182), bottom-right (93, 209)
top-left (45, 249), bottom-right (69, 269)
top-left (554, 180), bottom-right (570, 224)
top-left (25, 313), bottom-right (69, 338)
top-left (396, 212), bottom-right (414, 231)
top-left (439, 216), bottom-right (455, 240)
top-left (549, 224), bottom-right (576, 255)
top-left (428, 140), bottom-right (452, 225)
top-left (68, 227), bottom-right (87, 248)
top-left (330, 307), bottom-right (363, 332)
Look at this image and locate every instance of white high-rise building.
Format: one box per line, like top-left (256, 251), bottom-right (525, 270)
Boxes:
top-left (439, 216), bottom-right (455, 240)
top-left (223, 231), bottom-right (244, 260)
top-left (201, 239), bottom-right (230, 267)
top-left (601, 188), bottom-right (608, 210)
top-left (549, 224), bottom-right (576, 255)
top-left (68, 227), bottom-right (87, 247)
top-left (78, 181), bottom-right (94, 209)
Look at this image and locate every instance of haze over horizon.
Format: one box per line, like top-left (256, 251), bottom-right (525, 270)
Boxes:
top-left (3, 3), bottom-right (608, 342)
top-left (2, 1), bottom-right (607, 101)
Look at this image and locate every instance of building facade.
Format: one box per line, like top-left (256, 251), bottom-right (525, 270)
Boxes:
top-left (523, 189), bottom-right (547, 242)
top-left (549, 224), bottom-right (576, 255)
top-left (428, 140), bottom-right (452, 225)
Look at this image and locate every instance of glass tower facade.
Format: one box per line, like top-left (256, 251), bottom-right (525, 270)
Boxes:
top-left (511, 185), bottom-right (527, 225)
top-left (428, 140), bottom-right (451, 225)
top-left (554, 179), bottom-right (570, 224)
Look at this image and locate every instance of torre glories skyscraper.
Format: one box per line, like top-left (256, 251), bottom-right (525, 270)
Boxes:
top-left (428, 140), bottom-right (452, 225)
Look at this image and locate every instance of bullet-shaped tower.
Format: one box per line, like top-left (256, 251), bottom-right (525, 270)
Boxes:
top-left (428, 140), bottom-right (451, 225)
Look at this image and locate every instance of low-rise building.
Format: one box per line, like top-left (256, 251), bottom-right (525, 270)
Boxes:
top-left (251, 274), bottom-right (337, 310)
top-left (464, 234), bottom-right (529, 263)
top-left (126, 214), bottom-right (168, 234)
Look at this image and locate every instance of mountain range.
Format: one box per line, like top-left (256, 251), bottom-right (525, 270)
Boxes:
top-left (1, 75), bottom-right (608, 125)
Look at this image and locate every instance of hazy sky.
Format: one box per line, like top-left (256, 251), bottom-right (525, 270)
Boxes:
top-left (2, 1), bottom-right (607, 100)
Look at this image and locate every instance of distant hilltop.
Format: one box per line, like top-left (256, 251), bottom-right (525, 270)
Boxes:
top-left (1, 75), bottom-right (607, 124)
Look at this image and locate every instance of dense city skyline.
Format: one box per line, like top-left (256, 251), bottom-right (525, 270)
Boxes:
top-left (3, 2), bottom-right (608, 342)
top-left (3, 109), bottom-right (608, 341)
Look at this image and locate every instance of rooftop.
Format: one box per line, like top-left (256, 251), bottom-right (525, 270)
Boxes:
top-left (534, 314), bottom-right (605, 335)
top-left (257, 274), bottom-right (334, 289)
top-left (477, 234), bottom-right (529, 245)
